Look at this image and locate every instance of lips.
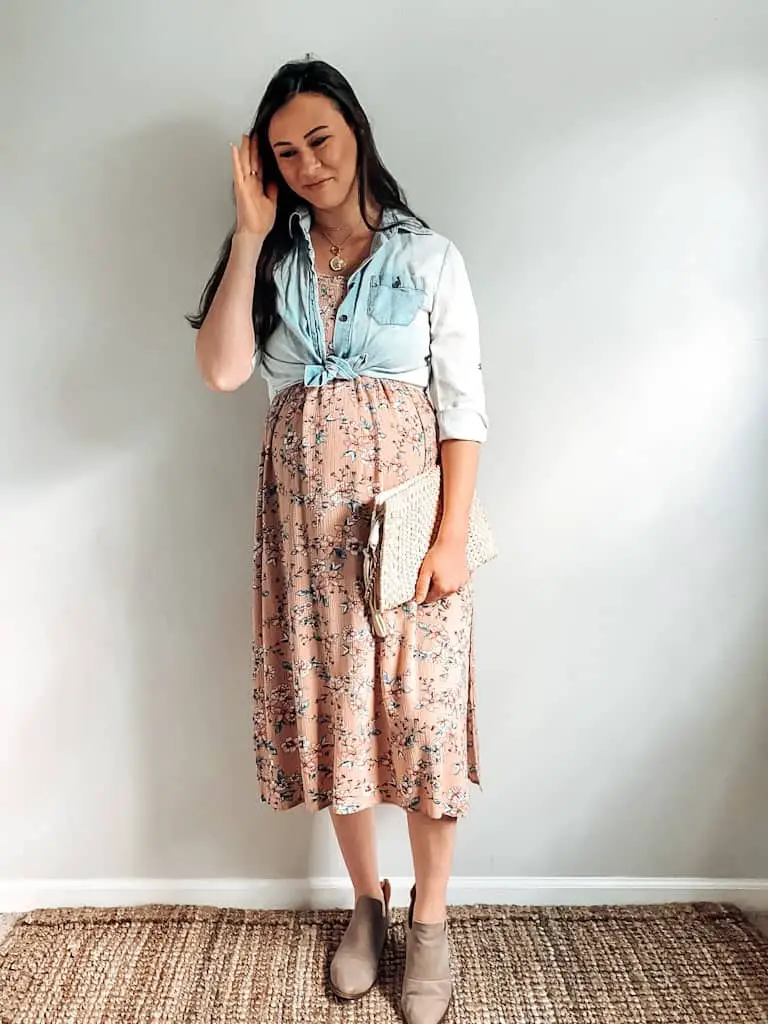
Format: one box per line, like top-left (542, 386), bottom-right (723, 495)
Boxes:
top-left (306, 178), bottom-right (332, 190)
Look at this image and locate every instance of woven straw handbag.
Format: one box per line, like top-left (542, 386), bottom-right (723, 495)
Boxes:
top-left (362, 465), bottom-right (498, 638)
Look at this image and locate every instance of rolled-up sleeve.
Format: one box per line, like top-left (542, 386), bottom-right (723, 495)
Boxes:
top-left (428, 241), bottom-right (489, 443)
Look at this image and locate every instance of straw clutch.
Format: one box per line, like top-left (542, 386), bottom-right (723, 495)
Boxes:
top-left (363, 465), bottom-right (497, 638)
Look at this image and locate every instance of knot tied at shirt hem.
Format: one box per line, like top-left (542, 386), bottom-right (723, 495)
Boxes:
top-left (303, 354), bottom-right (368, 387)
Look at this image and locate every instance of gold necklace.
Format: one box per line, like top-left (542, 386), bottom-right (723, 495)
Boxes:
top-left (316, 224), bottom-right (358, 274)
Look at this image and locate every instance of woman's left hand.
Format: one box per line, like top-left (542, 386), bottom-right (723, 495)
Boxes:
top-left (415, 537), bottom-right (469, 604)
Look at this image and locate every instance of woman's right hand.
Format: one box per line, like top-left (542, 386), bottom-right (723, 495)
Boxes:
top-left (230, 133), bottom-right (278, 238)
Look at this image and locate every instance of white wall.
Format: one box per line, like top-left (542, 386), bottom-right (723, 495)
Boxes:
top-left (1, 0), bottom-right (767, 901)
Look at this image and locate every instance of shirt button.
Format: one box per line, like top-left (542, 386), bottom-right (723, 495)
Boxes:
top-left (339, 314), bottom-right (348, 322)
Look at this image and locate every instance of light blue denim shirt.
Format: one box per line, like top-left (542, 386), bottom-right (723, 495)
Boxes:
top-left (252, 207), bottom-right (488, 443)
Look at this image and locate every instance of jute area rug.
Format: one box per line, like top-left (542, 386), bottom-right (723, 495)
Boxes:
top-left (1, 902), bottom-right (767, 1023)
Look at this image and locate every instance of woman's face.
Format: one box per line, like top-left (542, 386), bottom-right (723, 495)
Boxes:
top-left (268, 92), bottom-right (358, 211)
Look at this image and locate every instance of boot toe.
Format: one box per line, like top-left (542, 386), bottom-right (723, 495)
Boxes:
top-left (401, 978), bottom-right (452, 1024)
top-left (330, 954), bottom-right (376, 999)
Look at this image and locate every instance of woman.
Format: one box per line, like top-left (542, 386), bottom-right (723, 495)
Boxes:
top-left (190, 58), bottom-right (488, 1024)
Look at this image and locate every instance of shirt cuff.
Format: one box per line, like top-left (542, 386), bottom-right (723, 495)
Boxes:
top-left (436, 408), bottom-right (489, 443)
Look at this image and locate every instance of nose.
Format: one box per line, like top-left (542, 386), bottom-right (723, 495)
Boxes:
top-left (298, 147), bottom-right (322, 179)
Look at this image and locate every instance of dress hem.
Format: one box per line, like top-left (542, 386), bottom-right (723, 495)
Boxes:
top-left (257, 783), bottom-right (480, 821)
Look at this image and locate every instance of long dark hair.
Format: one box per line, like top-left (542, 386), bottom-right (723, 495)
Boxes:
top-left (187, 58), bottom-right (427, 350)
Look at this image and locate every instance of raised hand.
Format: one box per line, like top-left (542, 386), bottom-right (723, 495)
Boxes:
top-left (230, 133), bottom-right (278, 237)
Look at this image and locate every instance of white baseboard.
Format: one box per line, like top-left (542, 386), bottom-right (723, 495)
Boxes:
top-left (1, 877), bottom-right (768, 914)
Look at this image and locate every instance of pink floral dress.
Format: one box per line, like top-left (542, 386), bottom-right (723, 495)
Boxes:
top-left (252, 273), bottom-right (480, 819)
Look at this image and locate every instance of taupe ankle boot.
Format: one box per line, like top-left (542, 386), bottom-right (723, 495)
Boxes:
top-left (401, 886), bottom-right (452, 1024)
top-left (330, 879), bottom-right (391, 1000)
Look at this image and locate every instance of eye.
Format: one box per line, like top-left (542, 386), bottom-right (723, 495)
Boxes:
top-left (311, 136), bottom-right (330, 148)
top-left (277, 149), bottom-right (297, 160)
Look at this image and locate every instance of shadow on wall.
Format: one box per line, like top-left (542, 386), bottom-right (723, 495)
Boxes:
top-left (26, 116), bottom-right (317, 881)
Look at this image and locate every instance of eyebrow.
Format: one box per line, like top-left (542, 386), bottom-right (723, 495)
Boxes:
top-left (273, 124), bottom-right (330, 147)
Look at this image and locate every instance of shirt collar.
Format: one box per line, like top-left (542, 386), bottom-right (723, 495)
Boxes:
top-left (289, 205), bottom-right (429, 239)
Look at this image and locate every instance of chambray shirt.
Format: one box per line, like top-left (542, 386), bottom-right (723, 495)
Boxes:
top-left (252, 207), bottom-right (488, 443)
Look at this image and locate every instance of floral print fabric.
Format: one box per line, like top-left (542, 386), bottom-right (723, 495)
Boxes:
top-left (251, 275), bottom-right (480, 818)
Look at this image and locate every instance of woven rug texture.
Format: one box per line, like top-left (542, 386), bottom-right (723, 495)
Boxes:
top-left (1, 901), bottom-right (767, 1023)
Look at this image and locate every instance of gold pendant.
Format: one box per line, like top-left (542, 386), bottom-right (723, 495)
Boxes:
top-left (329, 253), bottom-right (346, 273)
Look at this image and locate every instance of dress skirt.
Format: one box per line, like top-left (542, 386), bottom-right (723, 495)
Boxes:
top-left (252, 377), bottom-right (480, 819)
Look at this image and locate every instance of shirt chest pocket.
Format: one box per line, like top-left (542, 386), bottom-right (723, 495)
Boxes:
top-left (367, 274), bottom-right (426, 326)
